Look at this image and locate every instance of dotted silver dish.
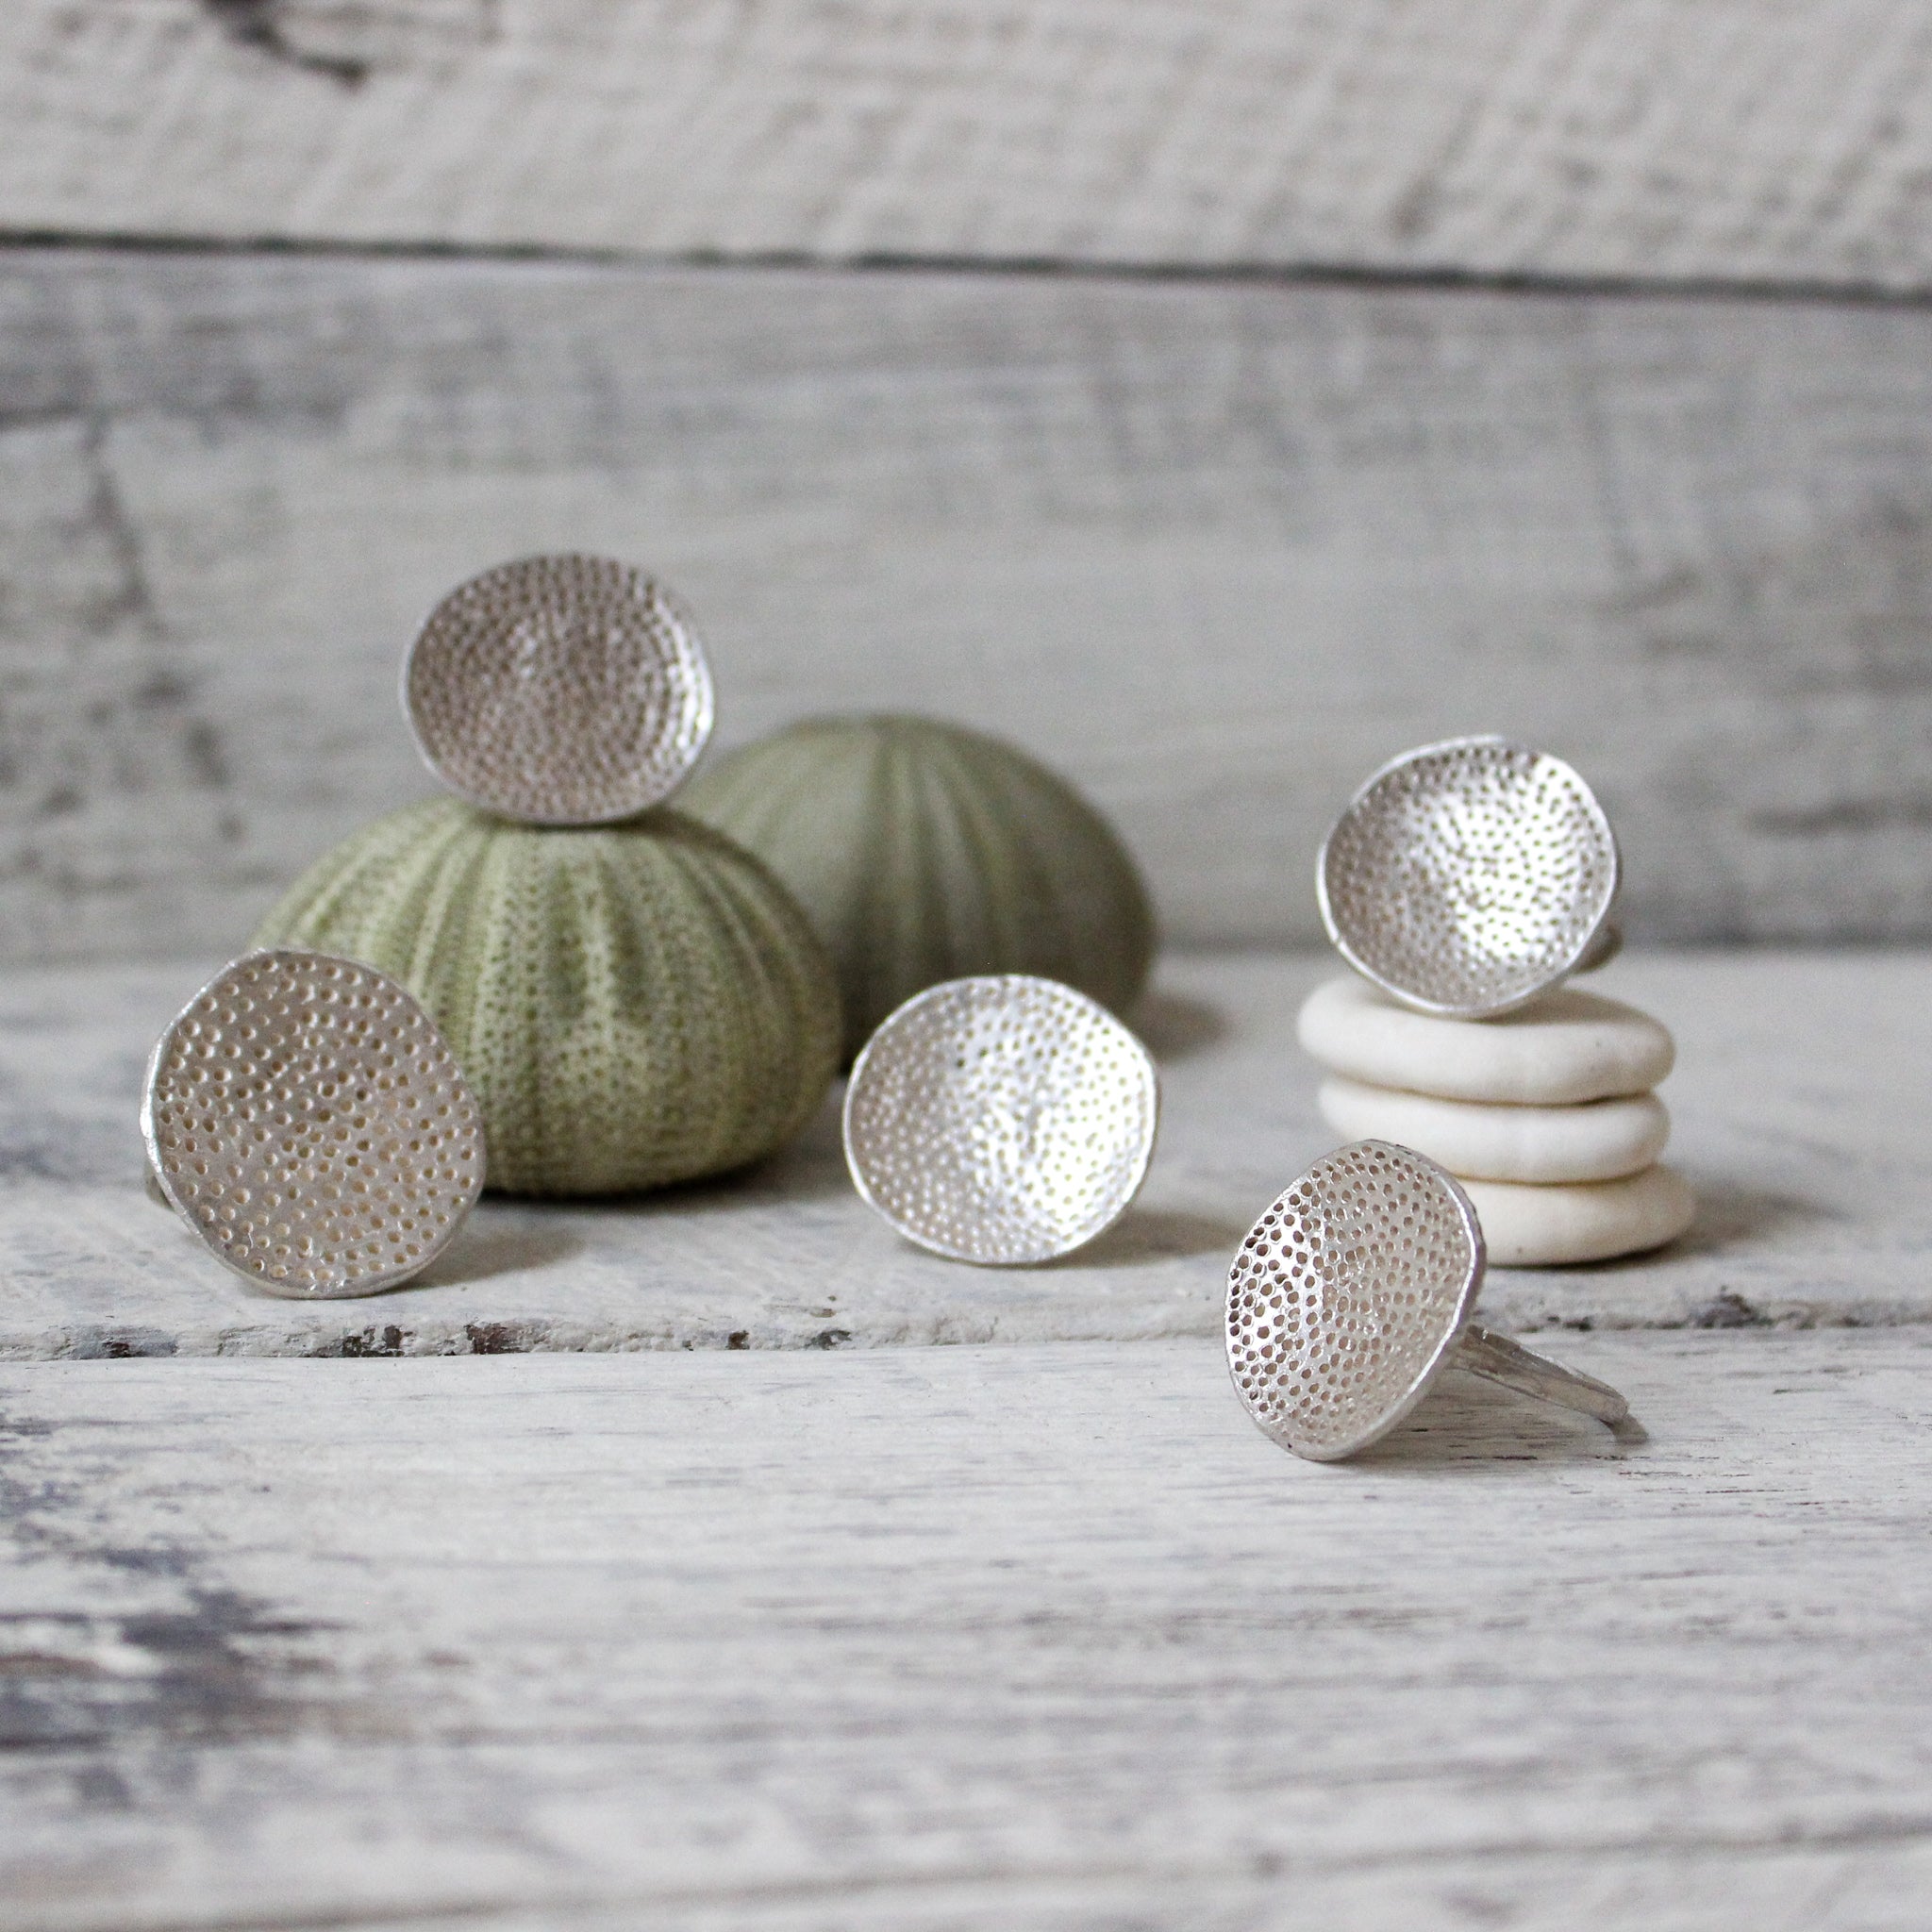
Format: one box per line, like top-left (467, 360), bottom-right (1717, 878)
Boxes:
top-left (1226, 1140), bottom-right (1631, 1461)
top-left (843, 974), bottom-right (1158, 1267)
top-left (1318, 736), bottom-right (1620, 1019)
top-left (142, 950), bottom-right (487, 1299)
top-left (403, 554), bottom-right (715, 825)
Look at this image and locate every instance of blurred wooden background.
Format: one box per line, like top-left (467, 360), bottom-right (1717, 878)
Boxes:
top-left (3, 0), bottom-right (1930, 962)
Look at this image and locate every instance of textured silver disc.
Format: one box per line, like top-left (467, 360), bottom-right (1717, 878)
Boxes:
top-left (403, 554), bottom-right (714, 824)
top-left (843, 974), bottom-right (1158, 1266)
top-left (1225, 1141), bottom-right (1485, 1460)
top-left (1318, 737), bottom-right (1619, 1019)
top-left (142, 950), bottom-right (487, 1299)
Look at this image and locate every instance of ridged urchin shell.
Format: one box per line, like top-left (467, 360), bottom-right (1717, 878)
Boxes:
top-left (251, 798), bottom-right (841, 1197)
top-left (680, 715), bottom-right (1157, 1056)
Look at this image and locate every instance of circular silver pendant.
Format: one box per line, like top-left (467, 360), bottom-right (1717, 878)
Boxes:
top-left (403, 554), bottom-right (714, 824)
top-left (1227, 1140), bottom-right (1631, 1460)
top-left (142, 950), bottom-right (487, 1299)
top-left (842, 974), bottom-right (1158, 1266)
top-left (1318, 736), bottom-right (1619, 1019)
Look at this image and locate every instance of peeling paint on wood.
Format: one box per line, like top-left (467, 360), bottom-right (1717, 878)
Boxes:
top-left (4, 1333), bottom-right (1932, 1928)
top-left (4, 251), bottom-right (1932, 960)
top-left (8, 2), bottom-right (1932, 293)
top-left (1, 949), bottom-right (1927, 1360)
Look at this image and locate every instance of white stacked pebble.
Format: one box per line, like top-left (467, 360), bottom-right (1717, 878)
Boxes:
top-left (1297, 975), bottom-right (1695, 1266)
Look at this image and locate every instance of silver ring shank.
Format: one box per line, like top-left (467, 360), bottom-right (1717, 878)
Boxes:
top-left (1455, 1324), bottom-right (1631, 1428)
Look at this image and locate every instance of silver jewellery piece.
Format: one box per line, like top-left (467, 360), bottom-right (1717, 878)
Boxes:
top-left (1318, 735), bottom-right (1621, 1019)
top-left (843, 974), bottom-right (1158, 1266)
top-left (1226, 1141), bottom-right (1632, 1461)
top-left (142, 950), bottom-right (487, 1300)
top-left (403, 554), bottom-right (715, 825)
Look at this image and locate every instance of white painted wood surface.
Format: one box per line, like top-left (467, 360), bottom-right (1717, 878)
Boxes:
top-left (5, 1330), bottom-right (1931, 1930)
top-left (8, 3), bottom-right (1932, 293)
top-left (10, 23), bottom-right (1929, 1919)
top-left (8, 250), bottom-right (1932, 962)
top-left (4, 949), bottom-right (1926, 1360)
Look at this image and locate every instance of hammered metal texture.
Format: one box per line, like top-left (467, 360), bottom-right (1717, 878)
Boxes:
top-left (1319, 737), bottom-right (1619, 1018)
top-left (142, 951), bottom-right (487, 1299)
top-left (843, 974), bottom-right (1158, 1266)
top-left (404, 555), bottom-right (714, 824)
top-left (1225, 1141), bottom-right (1484, 1460)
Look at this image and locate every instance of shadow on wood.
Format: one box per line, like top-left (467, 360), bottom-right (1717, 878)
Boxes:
top-left (1059, 1206), bottom-right (1248, 1271)
top-left (1351, 1368), bottom-right (1645, 1471)
top-left (1134, 989), bottom-right (1227, 1061)
top-left (416, 1217), bottom-right (585, 1289)
top-left (1669, 1175), bottom-right (1836, 1256)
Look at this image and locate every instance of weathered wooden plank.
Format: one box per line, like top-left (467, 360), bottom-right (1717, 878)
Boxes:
top-left (7, 2), bottom-right (1932, 294)
top-left (2, 950), bottom-right (1926, 1359)
top-left (5, 1331), bottom-right (1931, 1931)
top-left (5, 249), bottom-right (1932, 962)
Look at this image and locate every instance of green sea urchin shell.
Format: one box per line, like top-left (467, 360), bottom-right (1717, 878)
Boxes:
top-left (251, 797), bottom-right (841, 1196)
top-left (681, 715), bottom-right (1157, 1055)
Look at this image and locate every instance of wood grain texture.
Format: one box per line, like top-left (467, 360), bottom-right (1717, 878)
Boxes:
top-left (6, 1331), bottom-right (1932, 1930)
top-left (8, 2), bottom-right (1932, 292)
top-left (4, 950), bottom-right (1927, 1359)
top-left (7, 249), bottom-right (1932, 961)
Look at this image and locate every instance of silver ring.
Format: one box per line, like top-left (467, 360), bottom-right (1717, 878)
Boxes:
top-left (402, 554), bottom-right (714, 825)
top-left (1226, 1140), bottom-right (1633, 1460)
top-left (843, 974), bottom-right (1158, 1266)
top-left (1318, 736), bottom-right (1620, 1019)
top-left (142, 950), bottom-right (487, 1299)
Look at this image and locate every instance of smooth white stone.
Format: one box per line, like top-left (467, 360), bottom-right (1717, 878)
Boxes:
top-left (1319, 1075), bottom-right (1671, 1184)
top-left (1297, 974), bottom-right (1675, 1105)
top-left (1458, 1166), bottom-right (1697, 1267)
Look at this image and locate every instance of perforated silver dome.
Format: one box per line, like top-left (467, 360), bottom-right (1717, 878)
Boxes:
top-left (1226, 1141), bottom-right (1484, 1460)
top-left (404, 554), bottom-right (714, 824)
top-left (1318, 737), bottom-right (1619, 1018)
top-left (843, 974), bottom-right (1158, 1266)
top-left (142, 950), bottom-right (486, 1299)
